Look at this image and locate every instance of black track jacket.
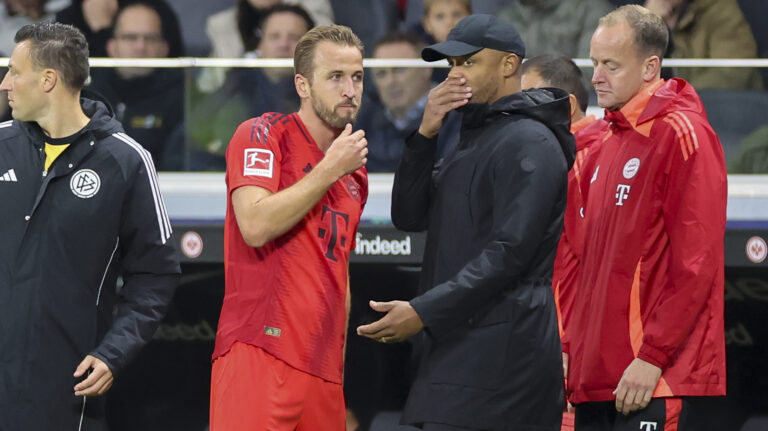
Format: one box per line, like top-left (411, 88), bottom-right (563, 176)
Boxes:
top-left (0, 98), bottom-right (180, 430)
top-left (392, 88), bottom-right (575, 430)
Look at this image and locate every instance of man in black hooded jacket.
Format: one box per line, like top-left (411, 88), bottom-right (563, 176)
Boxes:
top-left (0, 22), bottom-right (179, 430)
top-left (357, 14), bottom-right (575, 431)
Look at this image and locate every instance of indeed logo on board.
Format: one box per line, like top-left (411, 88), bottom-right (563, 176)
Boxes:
top-left (355, 233), bottom-right (412, 256)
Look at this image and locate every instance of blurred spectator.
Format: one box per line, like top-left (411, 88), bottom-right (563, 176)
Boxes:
top-left (329, 0), bottom-right (399, 57)
top-left (497, 0), bottom-right (613, 59)
top-left (403, 0), bottom-right (503, 39)
top-left (1, 0), bottom-right (68, 56)
top-left (87, 0), bottom-right (184, 170)
top-left (356, 31), bottom-right (458, 172)
top-left (418, 0), bottom-right (471, 82)
top-left (200, 0), bottom-right (331, 92)
top-left (56, 0), bottom-right (184, 57)
top-left (55, 0), bottom-right (116, 57)
top-left (356, 32), bottom-right (433, 172)
top-left (645, 0), bottom-right (764, 90)
top-left (729, 125), bottom-right (768, 173)
top-left (421, 0), bottom-right (471, 43)
top-left (188, 4), bottom-right (313, 170)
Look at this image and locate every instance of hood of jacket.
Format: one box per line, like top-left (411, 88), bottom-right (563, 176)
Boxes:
top-left (462, 87), bottom-right (576, 168)
top-left (18, 96), bottom-right (124, 144)
top-left (604, 78), bottom-right (705, 134)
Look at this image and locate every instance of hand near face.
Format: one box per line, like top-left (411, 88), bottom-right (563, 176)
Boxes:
top-left (613, 357), bottom-right (662, 415)
top-left (322, 124), bottom-right (367, 178)
top-left (356, 300), bottom-right (424, 343)
top-left (418, 75), bottom-right (472, 138)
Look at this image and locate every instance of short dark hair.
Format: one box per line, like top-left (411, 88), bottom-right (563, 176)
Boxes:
top-left (374, 31), bottom-right (426, 54)
top-left (294, 25), bottom-right (364, 81)
top-left (238, 2), bottom-right (315, 52)
top-left (263, 4), bottom-right (315, 35)
top-left (522, 54), bottom-right (589, 113)
top-left (114, 0), bottom-right (185, 57)
top-left (14, 22), bottom-right (89, 91)
top-left (599, 5), bottom-right (668, 59)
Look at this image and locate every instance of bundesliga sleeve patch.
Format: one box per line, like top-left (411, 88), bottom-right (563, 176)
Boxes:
top-left (243, 148), bottom-right (274, 177)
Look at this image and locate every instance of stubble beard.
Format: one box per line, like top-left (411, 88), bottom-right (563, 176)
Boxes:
top-left (310, 88), bottom-right (358, 129)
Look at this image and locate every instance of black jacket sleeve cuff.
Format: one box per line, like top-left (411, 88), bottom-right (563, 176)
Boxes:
top-left (405, 130), bottom-right (438, 152)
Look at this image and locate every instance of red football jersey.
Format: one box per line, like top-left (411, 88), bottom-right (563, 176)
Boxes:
top-left (213, 112), bottom-right (368, 384)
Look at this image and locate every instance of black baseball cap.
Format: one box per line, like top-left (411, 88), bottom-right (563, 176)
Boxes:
top-left (421, 14), bottom-right (526, 62)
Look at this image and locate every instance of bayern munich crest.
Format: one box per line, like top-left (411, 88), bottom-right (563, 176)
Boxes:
top-left (70, 169), bottom-right (101, 199)
top-left (623, 158), bottom-right (640, 179)
top-left (746, 236), bottom-right (767, 264)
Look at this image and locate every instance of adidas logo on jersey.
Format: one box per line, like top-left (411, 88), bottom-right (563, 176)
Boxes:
top-left (0, 169), bottom-right (17, 182)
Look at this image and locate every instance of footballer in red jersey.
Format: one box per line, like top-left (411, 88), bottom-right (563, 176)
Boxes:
top-left (210, 25), bottom-right (368, 431)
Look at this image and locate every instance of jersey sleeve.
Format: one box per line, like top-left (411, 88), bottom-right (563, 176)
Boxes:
top-left (226, 115), bottom-right (283, 194)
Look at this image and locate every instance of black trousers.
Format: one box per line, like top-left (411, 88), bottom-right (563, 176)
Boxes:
top-left (421, 423), bottom-right (485, 431)
top-left (575, 398), bottom-right (692, 431)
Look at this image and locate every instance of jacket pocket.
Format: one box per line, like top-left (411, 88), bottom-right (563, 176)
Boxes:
top-left (422, 320), bottom-right (512, 390)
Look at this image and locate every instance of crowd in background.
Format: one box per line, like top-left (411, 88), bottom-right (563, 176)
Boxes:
top-left (1, 0), bottom-right (767, 173)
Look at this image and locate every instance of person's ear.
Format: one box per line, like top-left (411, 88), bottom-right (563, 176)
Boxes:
top-left (295, 74), bottom-right (310, 98)
top-left (642, 55), bottom-right (661, 82)
top-left (41, 69), bottom-right (57, 93)
top-left (568, 93), bottom-right (580, 119)
top-left (503, 53), bottom-right (521, 77)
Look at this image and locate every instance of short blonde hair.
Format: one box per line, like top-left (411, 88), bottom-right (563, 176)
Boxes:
top-left (599, 5), bottom-right (668, 59)
top-left (294, 25), bottom-right (364, 81)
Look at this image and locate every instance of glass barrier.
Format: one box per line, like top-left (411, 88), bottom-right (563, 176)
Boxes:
top-left (2, 57), bottom-right (768, 431)
top-left (1, 57), bottom-right (766, 174)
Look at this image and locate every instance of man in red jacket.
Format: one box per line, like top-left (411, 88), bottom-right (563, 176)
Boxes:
top-left (522, 54), bottom-right (607, 344)
top-left (563, 5), bottom-right (727, 430)
top-left (522, 54), bottom-right (609, 431)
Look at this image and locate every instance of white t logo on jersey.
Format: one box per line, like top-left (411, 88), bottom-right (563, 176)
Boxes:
top-left (639, 421), bottom-right (658, 431)
top-left (615, 184), bottom-right (631, 206)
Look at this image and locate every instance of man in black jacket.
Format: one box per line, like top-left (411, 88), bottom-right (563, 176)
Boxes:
top-left (0, 22), bottom-right (180, 430)
top-left (357, 14), bottom-right (575, 430)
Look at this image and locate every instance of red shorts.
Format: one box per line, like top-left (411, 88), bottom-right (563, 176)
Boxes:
top-left (210, 342), bottom-right (345, 431)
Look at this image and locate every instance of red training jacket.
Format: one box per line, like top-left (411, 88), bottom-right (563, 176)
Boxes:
top-left (564, 78), bottom-right (727, 403)
top-left (553, 114), bottom-right (608, 338)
